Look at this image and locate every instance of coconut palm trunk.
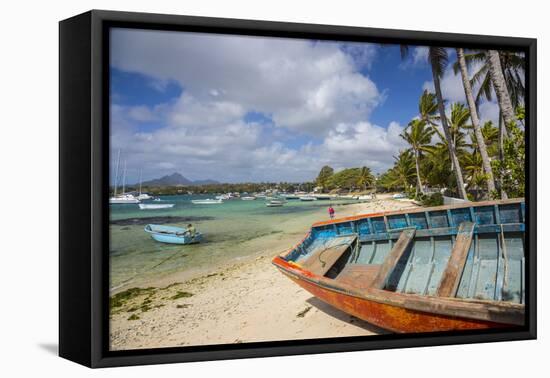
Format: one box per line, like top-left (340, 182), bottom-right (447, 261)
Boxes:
top-left (430, 55), bottom-right (468, 200)
top-left (487, 50), bottom-right (517, 128)
top-left (414, 150), bottom-right (423, 197)
top-left (497, 111), bottom-right (509, 199)
top-left (456, 48), bottom-right (496, 195)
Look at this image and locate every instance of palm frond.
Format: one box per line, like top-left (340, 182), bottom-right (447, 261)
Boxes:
top-left (429, 47), bottom-right (449, 78)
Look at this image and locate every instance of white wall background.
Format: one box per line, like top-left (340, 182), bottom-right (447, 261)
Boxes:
top-left (0, 0), bottom-right (546, 376)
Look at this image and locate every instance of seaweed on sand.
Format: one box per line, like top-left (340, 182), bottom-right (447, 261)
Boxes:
top-left (110, 287), bottom-right (156, 309)
top-left (170, 291), bottom-right (194, 300)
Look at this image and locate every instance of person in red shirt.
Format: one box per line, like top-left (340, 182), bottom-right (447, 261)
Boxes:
top-left (328, 205), bottom-right (335, 219)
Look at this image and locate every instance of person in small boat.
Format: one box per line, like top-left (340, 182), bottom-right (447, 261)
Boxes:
top-left (328, 205), bottom-right (335, 219)
top-left (185, 223), bottom-right (196, 237)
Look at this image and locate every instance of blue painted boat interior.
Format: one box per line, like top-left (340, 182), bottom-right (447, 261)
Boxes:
top-left (284, 201), bottom-right (525, 304)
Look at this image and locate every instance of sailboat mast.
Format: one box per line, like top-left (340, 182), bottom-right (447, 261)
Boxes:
top-left (113, 149), bottom-right (121, 196)
top-left (139, 169), bottom-right (142, 196)
top-left (122, 160), bottom-right (127, 195)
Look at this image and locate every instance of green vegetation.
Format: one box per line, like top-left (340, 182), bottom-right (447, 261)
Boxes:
top-left (127, 314), bottom-right (140, 321)
top-left (110, 287), bottom-right (156, 309)
top-left (419, 193), bottom-right (444, 207)
top-left (315, 165), bottom-right (334, 191)
top-left (313, 166), bottom-right (375, 193)
top-left (170, 291), bottom-right (194, 300)
top-left (379, 48), bottom-right (525, 201)
top-left (113, 181), bottom-right (316, 196)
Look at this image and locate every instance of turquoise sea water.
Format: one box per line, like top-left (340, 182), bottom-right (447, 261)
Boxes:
top-left (109, 195), bottom-right (355, 290)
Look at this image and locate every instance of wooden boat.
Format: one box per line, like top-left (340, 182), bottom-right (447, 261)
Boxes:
top-left (272, 199), bottom-right (525, 333)
top-left (144, 224), bottom-right (203, 244)
top-left (138, 203), bottom-right (175, 210)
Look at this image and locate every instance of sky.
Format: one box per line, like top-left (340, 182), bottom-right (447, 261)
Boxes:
top-left (110, 28), bottom-right (502, 184)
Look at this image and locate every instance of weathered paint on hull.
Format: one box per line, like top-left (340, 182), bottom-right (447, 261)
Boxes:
top-left (282, 272), bottom-right (508, 333)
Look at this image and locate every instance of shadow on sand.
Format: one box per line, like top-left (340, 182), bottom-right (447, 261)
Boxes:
top-left (305, 297), bottom-right (389, 335)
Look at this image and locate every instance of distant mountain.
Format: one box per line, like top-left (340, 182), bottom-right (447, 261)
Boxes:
top-left (140, 172), bottom-right (220, 187)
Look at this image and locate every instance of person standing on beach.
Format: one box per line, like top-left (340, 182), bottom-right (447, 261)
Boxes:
top-left (328, 205), bottom-right (335, 219)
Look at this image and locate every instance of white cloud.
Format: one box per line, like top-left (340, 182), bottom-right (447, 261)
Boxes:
top-left (127, 105), bottom-right (158, 122)
top-left (321, 121), bottom-right (407, 172)
top-left (111, 29), bottom-right (381, 136)
top-left (478, 100), bottom-right (500, 125)
top-left (399, 46), bottom-right (429, 70)
top-left (413, 47), bottom-right (429, 65)
top-left (110, 29), bottom-right (404, 183)
top-left (422, 60), bottom-right (486, 105)
top-left (339, 42), bottom-right (378, 70)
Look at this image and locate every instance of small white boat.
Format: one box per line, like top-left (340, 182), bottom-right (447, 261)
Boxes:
top-left (215, 194), bottom-right (230, 200)
top-left (358, 195), bottom-right (373, 200)
top-left (109, 194), bottom-right (140, 204)
top-left (137, 193), bottom-right (153, 200)
top-left (241, 196), bottom-right (256, 201)
top-left (392, 193), bottom-right (407, 199)
top-left (266, 200), bottom-right (285, 207)
top-left (299, 196), bottom-right (318, 201)
top-left (314, 194), bottom-right (334, 200)
top-left (153, 198), bottom-right (162, 202)
top-left (191, 199), bottom-right (223, 204)
top-left (139, 203), bottom-right (175, 210)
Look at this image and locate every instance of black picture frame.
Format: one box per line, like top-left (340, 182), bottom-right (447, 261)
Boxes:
top-left (59, 9), bottom-right (537, 368)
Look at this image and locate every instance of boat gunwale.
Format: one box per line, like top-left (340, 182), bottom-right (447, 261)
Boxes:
top-left (271, 255), bottom-right (524, 326)
top-left (310, 198), bottom-right (524, 228)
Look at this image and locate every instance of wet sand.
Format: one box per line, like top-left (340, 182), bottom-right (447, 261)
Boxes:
top-left (110, 196), bottom-right (418, 350)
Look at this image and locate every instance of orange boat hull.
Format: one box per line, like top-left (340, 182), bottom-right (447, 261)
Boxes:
top-left (280, 270), bottom-right (509, 334)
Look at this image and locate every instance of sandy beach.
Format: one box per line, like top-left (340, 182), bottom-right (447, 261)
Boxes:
top-left (110, 196), bottom-right (418, 351)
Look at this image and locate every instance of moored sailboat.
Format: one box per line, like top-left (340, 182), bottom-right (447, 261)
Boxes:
top-left (109, 152), bottom-right (140, 204)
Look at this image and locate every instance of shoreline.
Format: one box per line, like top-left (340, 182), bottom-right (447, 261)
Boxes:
top-left (110, 197), bottom-right (419, 350)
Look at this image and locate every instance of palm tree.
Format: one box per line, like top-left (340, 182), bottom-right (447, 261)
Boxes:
top-left (448, 103), bottom-right (471, 154)
top-left (455, 50), bottom-right (525, 109)
top-left (430, 48), bottom-right (468, 199)
top-left (462, 151), bottom-right (486, 200)
top-left (423, 142), bottom-right (453, 189)
top-left (357, 166), bottom-right (375, 191)
top-left (456, 48), bottom-right (497, 195)
top-left (400, 119), bottom-right (435, 198)
top-left (418, 90), bottom-right (445, 142)
top-left (454, 49), bottom-right (524, 200)
top-left (379, 150), bottom-right (416, 191)
top-left (401, 46), bottom-right (468, 199)
top-left (487, 50), bottom-right (517, 129)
